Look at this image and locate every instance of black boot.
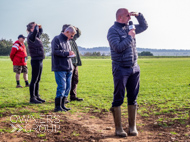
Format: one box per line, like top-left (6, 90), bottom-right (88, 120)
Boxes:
top-left (62, 97), bottom-right (71, 111)
top-left (54, 97), bottom-right (65, 112)
top-left (64, 97), bottom-right (69, 104)
top-left (30, 97), bottom-right (42, 104)
top-left (70, 97), bottom-right (84, 101)
top-left (36, 95), bottom-right (46, 103)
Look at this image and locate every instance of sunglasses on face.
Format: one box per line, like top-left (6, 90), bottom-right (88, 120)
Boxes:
top-left (126, 14), bottom-right (130, 17)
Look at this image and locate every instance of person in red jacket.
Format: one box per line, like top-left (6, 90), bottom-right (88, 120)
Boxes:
top-left (10, 35), bottom-right (29, 88)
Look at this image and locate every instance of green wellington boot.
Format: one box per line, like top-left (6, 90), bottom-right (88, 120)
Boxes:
top-left (110, 106), bottom-right (127, 137)
top-left (128, 105), bottom-right (138, 136)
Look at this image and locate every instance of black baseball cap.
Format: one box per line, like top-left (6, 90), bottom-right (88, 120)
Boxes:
top-left (18, 34), bottom-right (26, 39)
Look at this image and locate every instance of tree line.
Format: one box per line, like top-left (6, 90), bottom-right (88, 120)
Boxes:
top-left (0, 33), bottom-right (154, 57)
top-left (83, 52), bottom-right (102, 56)
top-left (138, 51), bottom-right (153, 56)
top-left (83, 51), bottom-right (153, 56)
top-left (0, 33), bottom-right (50, 56)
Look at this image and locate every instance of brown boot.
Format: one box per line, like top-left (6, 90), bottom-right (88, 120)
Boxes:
top-left (110, 106), bottom-right (127, 137)
top-left (128, 105), bottom-right (138, 136)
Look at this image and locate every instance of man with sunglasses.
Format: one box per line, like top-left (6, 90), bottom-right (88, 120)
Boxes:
top-left (107, 8), bottom-right (148, 137)
top-left (51, 26), bottom-right (76, 112)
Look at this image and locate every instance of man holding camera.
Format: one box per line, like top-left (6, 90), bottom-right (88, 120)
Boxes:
top-left (107, 8), bottom-right (148, 137)
top-left (51, 26), bottom-right (76, 112)
top-left (10, 35), bottom-right (29, 88)
top-left (27, 22), bottom-right (45, 104)
top-left (69, 26), bottom-right (83, 102)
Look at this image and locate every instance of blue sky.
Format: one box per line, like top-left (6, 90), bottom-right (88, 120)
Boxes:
top-left (0, 0), bottom-right (190, 49)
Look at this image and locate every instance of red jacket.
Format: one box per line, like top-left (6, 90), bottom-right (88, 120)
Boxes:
top-left (10, 40), bottom-right (27, 66)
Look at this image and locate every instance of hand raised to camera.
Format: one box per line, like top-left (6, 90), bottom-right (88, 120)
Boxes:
top-left (38, 24), bottom-right (42, 29)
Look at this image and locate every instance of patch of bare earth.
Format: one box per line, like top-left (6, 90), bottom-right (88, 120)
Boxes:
top-left (0, 109), bottom-right (190, 142)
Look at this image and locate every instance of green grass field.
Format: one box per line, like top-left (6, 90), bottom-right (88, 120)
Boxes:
top-left (0, 57), bottom-right (190, 124)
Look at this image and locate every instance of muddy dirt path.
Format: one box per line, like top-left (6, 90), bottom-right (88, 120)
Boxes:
top-left (0, 110), bottom-right (190, 142)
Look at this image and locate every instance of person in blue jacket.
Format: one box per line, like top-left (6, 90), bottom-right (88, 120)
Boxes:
top-left (51, 26), bottom-right (76, 112)
top-left (107, 8), bottom-right (148, 137)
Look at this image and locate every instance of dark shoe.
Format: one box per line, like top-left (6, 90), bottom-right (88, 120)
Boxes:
top-left (110, 107), bottom-right (127, 137)
top-left (36, 95), bottom-right (46, 103)
top-left (54, 97), bottom-right (66, 112)
top-left (25, 85), bottom-right (30, 87)
top-left (64, 97), bottom-right (69, 104)
top-left (30, 97), bottom-right (42, 104)
top-left (62, 97), bottom-right (71, 111)
top-left (16, 85), bottom-right (23, 88)
top-left (70, 97), bottom-right (84, 101)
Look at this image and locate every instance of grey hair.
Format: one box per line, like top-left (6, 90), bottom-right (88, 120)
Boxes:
top-left (65, 26), bottom-right (77, 34)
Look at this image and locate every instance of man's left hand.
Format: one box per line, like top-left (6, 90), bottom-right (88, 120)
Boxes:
top-left (129, 12), bottom-right (139, 17)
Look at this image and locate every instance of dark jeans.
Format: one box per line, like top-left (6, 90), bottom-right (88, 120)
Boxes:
top-left (112, 63), bottom-right (140, 107)
top-left (70, 65), bottom-right (79, 99)
top-left (29, 59), bottom-right (43, 98)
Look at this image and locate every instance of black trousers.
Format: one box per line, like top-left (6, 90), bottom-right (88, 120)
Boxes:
top-left (112, 63), bottom-right (140, 107)
top-left (70, 65), bottom-right (79, 99)
top-left (29, 59), bottom-right (43, 98)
